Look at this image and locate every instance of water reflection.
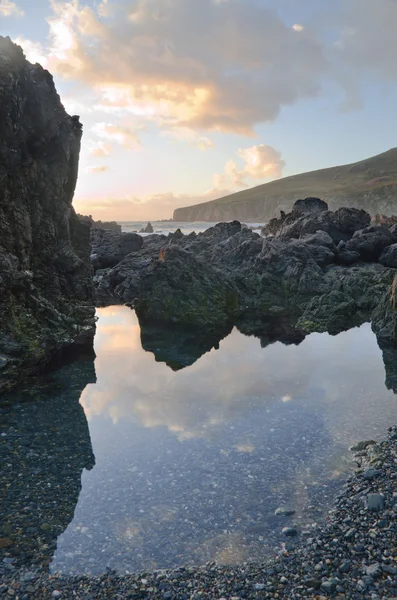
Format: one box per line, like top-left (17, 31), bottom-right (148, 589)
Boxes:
top-left (0, 359), bottom-right (95, 570)
top-left (48, 307), bottom-right (397, 574)
top-left (1, 307), bottom-right (396, 575)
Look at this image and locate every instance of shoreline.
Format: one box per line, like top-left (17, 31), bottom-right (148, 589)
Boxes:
top-left (2, 429), bottom-right (397, 599)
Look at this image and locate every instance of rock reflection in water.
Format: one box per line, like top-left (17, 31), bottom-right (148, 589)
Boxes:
top-left (0, 359), bottom-right (95, 570)
top-left (49, 307), bottom-right (397, 575)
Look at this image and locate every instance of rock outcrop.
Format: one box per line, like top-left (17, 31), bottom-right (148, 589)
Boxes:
top-left (0, 37), bottom-right (95, 391)
top-left (92, 199), bottom-right (397, 346)
top-left (90, 229), bottom-right (143, 269)
top-left (139, 222), bottom-right (154, 234)
top-left (78, 214), bottom-right (122, 232)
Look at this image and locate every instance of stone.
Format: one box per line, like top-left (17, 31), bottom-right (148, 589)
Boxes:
top-left (321, 579), bottom-right (337, 593)
top-left (282, 527), bottom-right (298, 536)
top-left (304, 578), bottom-right (321, 589)
top-left (339, 561), bottom-right (351, 573)
top-left (364, 563), bottom-right (382, 579)
top-left (275, 507), bottom-right (296, 516)
top-left (367, 493), bottom-right (385, 511)
top-left (363, 468), bottom-right (380, 480)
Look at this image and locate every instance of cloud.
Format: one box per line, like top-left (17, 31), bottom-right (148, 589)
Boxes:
top-left (215, 144), bottom-right (285, 189)
top-left (38, 0), bottom-right (329, 135)
top-left (89, 142), bottom-right (112, 157)
top-left (161, 127), bottom-right (214, 151)
top-left (74, 188), bottom-right (232, 220)
top-left (334, 0), bottom-right (397, 81)
top-left (85, 165), bottom-right (109, 174)
top-left (92, 122), bottom-right (141, 150)
top-left (292, 24), bottom-right (304, 32)
top-left (0, 0), bottom-right (24, 17)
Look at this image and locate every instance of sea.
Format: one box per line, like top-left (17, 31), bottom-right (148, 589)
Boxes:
top-left (119, 220), bottom-right (265, 236)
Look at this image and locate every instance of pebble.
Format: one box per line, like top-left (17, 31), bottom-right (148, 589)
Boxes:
top-left (281, 527), bottom-right (298, 536)
top-left (367, 493), bottom-right (385, 511)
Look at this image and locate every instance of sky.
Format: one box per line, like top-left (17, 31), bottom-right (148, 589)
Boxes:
top-left (1, 0), bottom-right (397, 220)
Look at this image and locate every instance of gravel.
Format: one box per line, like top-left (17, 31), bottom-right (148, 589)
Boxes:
top-left (2, 427), bottom-right (397, 599)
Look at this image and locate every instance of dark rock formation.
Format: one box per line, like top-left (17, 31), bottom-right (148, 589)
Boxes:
top-left (140, 222), bottom-right (154, 233)
top-left (78, 214), bottom-right (122, 232)
top-left (262, 199), bottom-right (371, 244)
top-left (292, 197), bottom-right (328, 216)
top-left (91, 199), bottom-right (397, 344)
top-left (90, 229), bottom-right (143, 269)
top-left (0, 37), bottom-right (95, 391)
top-left (379, 243), bottom-right (397, 268)
top-left (344, 225), bottom-right (393, 261)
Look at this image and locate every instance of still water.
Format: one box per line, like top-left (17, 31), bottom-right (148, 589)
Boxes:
top-left (1, 307), bottom-right (396, 575)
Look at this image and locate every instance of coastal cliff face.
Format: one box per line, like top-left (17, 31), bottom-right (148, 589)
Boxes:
top-left (173, 148), bottom-right (397, 222)
top-left (0, 37), bottom-right (95, 391)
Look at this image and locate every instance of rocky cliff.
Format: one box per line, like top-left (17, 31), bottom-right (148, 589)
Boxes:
top-left (0, 37), bottom-right (95, 391)
top-left (173, 148), bottom-right (397, 222)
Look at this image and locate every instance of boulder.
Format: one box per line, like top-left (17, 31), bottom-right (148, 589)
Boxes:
top-left (292, 197), bottom-right (328, 216)
top-left (344, 225), bottom-right (393, 261)
top-left (379, 243), bottom-right (397, 268)
top-left (90, 229), bottom-right (143, 269)
top-left (135, 245), bottom-right (240, 328)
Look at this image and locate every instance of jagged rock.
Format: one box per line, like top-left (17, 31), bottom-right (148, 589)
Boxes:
top-left (139, 222), bottom-right (154, 233)
top-left (90, 229), bottom-right (143, 269)
top-left (135, 245), bottom-right (240, 328)
top-left (292, 197), bottom-right (328, 216)
top-left (0, 37), bottom-right (95, 391)
top-left (91, 198), bottom-right (397, 338)
top-left (262, 205), bottom-right (371, 244)
top-left (379, 243), bottom-right (397, 267)
top-left (78, 214), bottom-right (122, 232)
top-left (335, 250), bottom-right (361, 265)
top-left (344, 225), bottom-right (393, 261)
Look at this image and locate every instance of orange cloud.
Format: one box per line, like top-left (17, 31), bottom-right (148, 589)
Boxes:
top-left (85, 165), bottom-right (109, 174)
top-left (89, 142), bottom-right (112, 157)
top-left (92, 122), bottom-right (141, 150)
top-left (34, 0), bottom-right (328, 135)
top-left (215, 144), bottom-right (285, 189)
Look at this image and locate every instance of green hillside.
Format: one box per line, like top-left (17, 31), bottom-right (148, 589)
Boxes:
top-left (173, 148), bottom-right (397, 222)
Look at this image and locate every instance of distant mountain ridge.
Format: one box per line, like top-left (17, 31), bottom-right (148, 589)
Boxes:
top-left (173, 148), bottom-right (397, 222)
